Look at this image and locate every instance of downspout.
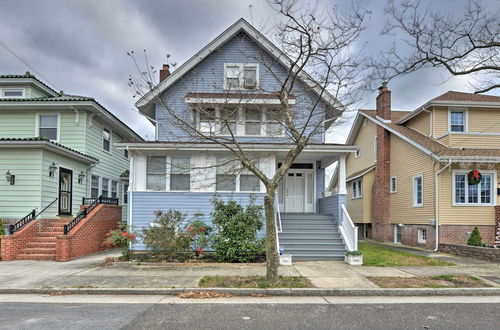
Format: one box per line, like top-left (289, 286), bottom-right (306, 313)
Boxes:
top-left (434, 159), bottom-right (452, 251)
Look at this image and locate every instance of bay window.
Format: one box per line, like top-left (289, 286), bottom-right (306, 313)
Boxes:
top-left (454, 171), bottom-right (493, 205)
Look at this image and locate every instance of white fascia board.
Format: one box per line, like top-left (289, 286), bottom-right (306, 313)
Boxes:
top-left (346, 165), bottom-right (376, 182)
top-left (0, 141), bottom-right (97, 164)
top-left (345, 111), bottom-right (365, 145)
top-left (135, 19), bottom-right (342, 111)
top-left (0, 78), bottom-right (58, 97)
top-left (115, 142), bottom-right (358, 154)
top-left (360, 112), bottom-right (440, 161)
top-left (184, 97), bottom-right (296, 105)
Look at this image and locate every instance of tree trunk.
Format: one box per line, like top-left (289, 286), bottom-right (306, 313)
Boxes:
top-left (264, 192), bottom-right (279, 283)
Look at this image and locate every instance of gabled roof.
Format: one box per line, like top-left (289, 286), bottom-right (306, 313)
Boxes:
top-left (0, 137), bottom-right (98, 164)
top-left (135, 18), bottom-right (343, 116)
top-left (398, 91), bottom-right (500, 124)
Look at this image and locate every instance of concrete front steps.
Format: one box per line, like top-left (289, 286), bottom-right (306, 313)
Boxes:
top-left (278, 213), bottom-right (345, 261)
top-left (16, 219), bottom-right (68, 261)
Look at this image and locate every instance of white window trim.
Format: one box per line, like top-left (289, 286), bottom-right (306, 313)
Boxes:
top-left (223, 63), bottom-right (259, 90)
top-left (355, 149), bottom-right (361, 158)
top-left (102, 127), bottom-right (112, 154)
top-left (448, 107), bottom-right (468, 133)
top-left (215, 158), bottom-right (263, 193)
top-left (351, 178), bottom-right (362, 199)
top-left (390, 176), bottom-right (397, 193)
top-left (168, 156), bottom-right (192, 192)
top-left (417, 228), bottom-right (427, 244)
top-left (35, 113), bottom-right (61, 142)
top-left (394, 225), bottom-right (401, 244)
top-left (452, 169), bottom-right (496, 206)
top-left (412, 174), bottom-right (423, 207)
top-left (1, 87), bottom-right (25, 98)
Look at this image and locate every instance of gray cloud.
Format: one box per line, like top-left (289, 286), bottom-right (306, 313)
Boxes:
top-left (1, 0), bottom-right (497, 142)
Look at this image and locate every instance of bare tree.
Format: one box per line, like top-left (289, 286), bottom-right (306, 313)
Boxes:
top-left (128, 0), bottom-right (368, 282)
top-left (370, 0), bottom-right (499, 94)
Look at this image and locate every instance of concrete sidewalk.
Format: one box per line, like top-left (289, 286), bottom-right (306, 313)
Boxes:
top-left (1, 248), bottom-right (499, 290)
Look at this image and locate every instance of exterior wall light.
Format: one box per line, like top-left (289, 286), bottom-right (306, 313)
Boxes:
top-left (49, 162), bottom-right (58, 177)
top-left (78, 171), bottom-right (85, 184)
top-left (5, 170), bottom-right (15, 185)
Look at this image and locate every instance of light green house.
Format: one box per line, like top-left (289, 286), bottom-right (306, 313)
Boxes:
top-left (0, 72), bottom-right (142, 223)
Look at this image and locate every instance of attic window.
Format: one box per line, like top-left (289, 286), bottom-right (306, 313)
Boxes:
top-left (2, 88), bottom-right (24, 98)
top-left (224, 63), bottom-right (259, 90)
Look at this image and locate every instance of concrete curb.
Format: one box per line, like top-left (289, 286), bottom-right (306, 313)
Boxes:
top-left (1, 287), bottom-right (500, 296)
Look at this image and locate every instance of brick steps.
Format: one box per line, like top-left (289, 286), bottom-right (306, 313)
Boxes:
top-left (15, 218), bottom-right (67, 261)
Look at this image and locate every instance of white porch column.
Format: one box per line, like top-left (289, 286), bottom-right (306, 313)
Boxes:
top-left (338, 153), bottom-right (347, 195)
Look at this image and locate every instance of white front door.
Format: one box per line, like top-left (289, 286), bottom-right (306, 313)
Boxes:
top-left (285, 172), bottom-right (304, 213)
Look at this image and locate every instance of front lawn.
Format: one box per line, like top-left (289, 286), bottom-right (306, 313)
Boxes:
top-left (368, 275), bottom-right (490, 288)
top-left (359, 242), bottom-right (455, 267)
top-left (198, 275), bottom-right (314, 288)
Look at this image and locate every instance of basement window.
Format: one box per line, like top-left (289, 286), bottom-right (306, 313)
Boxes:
top-left (418, 228), bottom-right (427, 244)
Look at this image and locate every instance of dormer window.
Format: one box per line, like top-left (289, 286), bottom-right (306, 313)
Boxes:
top-left (2, 88), bottom-right (24, 98)
top-left (224, 63), bottom-right (259, 90)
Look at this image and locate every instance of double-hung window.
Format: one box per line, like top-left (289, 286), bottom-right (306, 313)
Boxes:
top-left (216, 156), bottom-right (237, 191)
top-left (225, 65), bottom-right (240, 89)
top-left (146, 156), bottom-right (166, 191)
top-left (91, 175), bottom-right (100, 198)
top-left (111, 181), bottom-right (118, 198)
top-left (224, 63), bottom-right (258, 89)
top-left (245, 108), bottom-right (261, 135)
top-left (219, 107), bottom-right (238, 136)
top-left (170, 157), bottom-right (190, 191)
top-left (352, 179), bottom-right (362, 199)
top-left (123, 183), bottom-right (129, 204)
top-left (102, 128), bottom-right (111, 152)
top-left (450, 110), bottom-right (466, 132)
top-left (38, 114), bottom-right (59, 141)
top-left (240, 163), bottom-right (260, 192)
top-left (199, 108), bottom-right (217, 134)
top-left (242, 65), bottom-right (257, 89)
top-left (454, 171), bottom-right (493, 205)
top-left (102, 178), bottom-right (110, 197)
top-left (390, 176), bottom-right (397, 193)
top-left (413, 175), bottom-right (423, 207)
top-left (265, 108), bottom-right (282, 136)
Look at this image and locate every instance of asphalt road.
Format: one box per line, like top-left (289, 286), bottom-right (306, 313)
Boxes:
top-left (0, 296), bottom-right (499, 330)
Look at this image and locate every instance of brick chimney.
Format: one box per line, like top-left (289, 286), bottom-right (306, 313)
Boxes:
top-left (159, 64), bottom-right (171, 83)
top-left (376, 82), bottom-right (391, 122)
top-left (372, 82), bottom-right (392, 242)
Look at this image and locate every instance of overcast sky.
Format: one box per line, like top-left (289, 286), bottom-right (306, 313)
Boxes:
top-left (1, 0), bottom-right (498, 144)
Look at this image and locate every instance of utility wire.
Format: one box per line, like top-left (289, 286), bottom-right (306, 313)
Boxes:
top-left (0, 40), bottom-right (59, 91)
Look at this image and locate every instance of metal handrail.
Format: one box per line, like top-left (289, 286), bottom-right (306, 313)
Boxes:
top-left (64, 196), bottom-right (118, 235)
top-left (339, 204), bottom-right (358, 251)
top-left (8, 198), bottom-right (58, 234)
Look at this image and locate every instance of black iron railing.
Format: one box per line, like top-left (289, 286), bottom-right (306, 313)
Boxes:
top-left (8, 198), bottom-right (58, 234)
top-left (64, 196), bottom-right (118, 235)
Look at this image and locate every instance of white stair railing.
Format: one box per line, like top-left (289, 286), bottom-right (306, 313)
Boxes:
top-left (275, 197), bottom-right (282, 256)
top-left (339, 204), bottom-right (358, 251)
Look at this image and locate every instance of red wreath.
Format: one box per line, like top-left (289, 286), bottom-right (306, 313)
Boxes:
top-left (468, 169), bottom-right (482, 185)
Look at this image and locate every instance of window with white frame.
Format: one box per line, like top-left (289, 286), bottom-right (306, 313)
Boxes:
top-left (240, 165), bottom-right (260, 192)
top-left (265, 108), bottom-right (283, 136)
top-left (102, 178), bottom-right (110, 197)
top-left (352, 179), bottom-right (362, 199)
top-left (453, 171), bottom-right (493, 205)
top-left (146, 156), bottom-right (166, 191)
top-left (418, 228), bottom-right (427, 244)
top-left (91, 175), bottom-right (100, 198)
top-left (111, 181), bottom-right (118, 198)
top-left (394, 225), bottom-right (402, 243)
top-left (124, 149), bottom-right (129, 159)
top-left (216, 156), bottom-right (237, 191)
top-left (170, 157), bottom-right (190, 191)
top-left (199, 107), bottom-right (217, 134)
top-left (123, 183), bottom-right (129, 204)
top-left (219, 107), bottom-right (238, 136)
top-left (413, 174), bottom-right (423, 207)
top-left (390, 176), bottom-right (397, 193)
top-left (224, 63), bottom-right (258, 89)
top-left (2, 88), bottom-right (24, 98)
top-left (102, 128), bottom-right (111, 152)
top-left (245, 108), bottom-right (262, 135)
top-left (38, 114), bottom-right (59, 141)
top-left (450, 110), bottom-right (466, 132)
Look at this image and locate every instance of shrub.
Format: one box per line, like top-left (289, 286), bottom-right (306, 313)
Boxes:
top-left (345, 250), bottom-right (362, 256)
top-left (467, 227), bottom-right (483, 246)
top-left (210, 197), bottom-right (264, 262)
top-left (104, 223), bottom-right (136, 260)
top-left (141, 210), bottom-right (190, 261)
top-left (185, 219), bottom-right (211, 256)
top-left (0, 219), bottom-right (5, 236)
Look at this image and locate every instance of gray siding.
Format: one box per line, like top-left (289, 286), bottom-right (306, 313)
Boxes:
top-left (315, 161), bottom-right (325, 212)
top-left (157, 32), bottom-right (326, 143)
top-left (318, 194), bottom-right (346, 224)
top-left (130, 191), bottom-right (265, 250)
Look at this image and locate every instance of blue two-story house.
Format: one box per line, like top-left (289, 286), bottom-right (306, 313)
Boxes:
top-left (118, 19), bottom-right (358, 260)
